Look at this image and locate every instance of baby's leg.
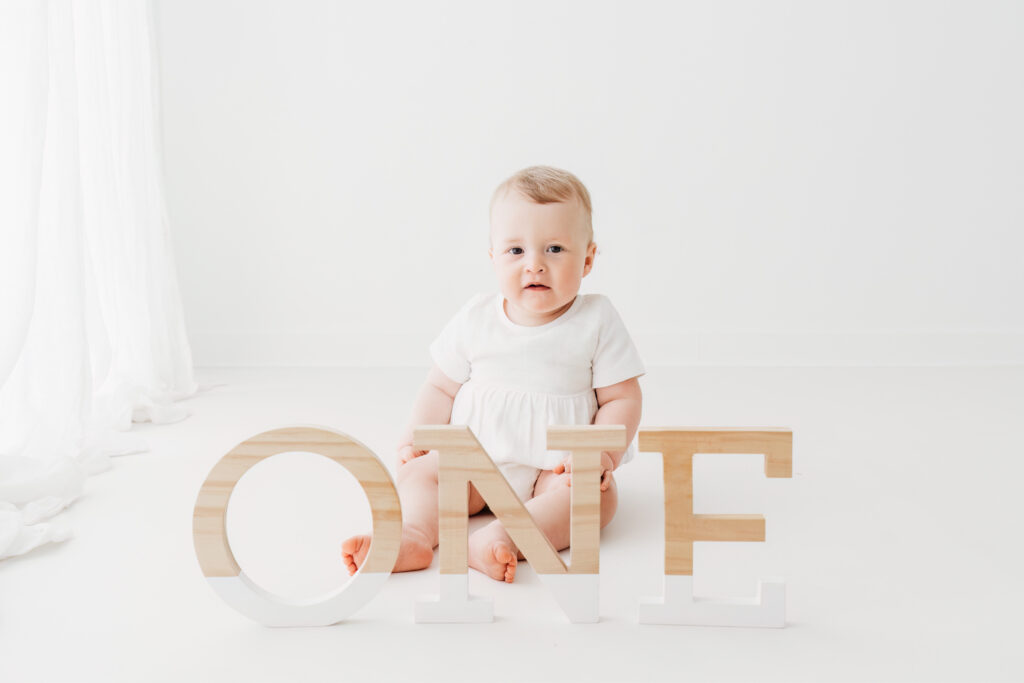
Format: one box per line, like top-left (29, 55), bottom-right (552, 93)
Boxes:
top-left (342, 451), bottom-right (487, 575)
top-left (467, 468), bottom-right (618, 582)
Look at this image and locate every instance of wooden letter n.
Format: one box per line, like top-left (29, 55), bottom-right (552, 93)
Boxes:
top-left (413, 424), bottom-right (625, 623)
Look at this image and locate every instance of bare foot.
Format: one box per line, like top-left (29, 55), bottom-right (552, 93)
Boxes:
top-left (341, 530), bottom-right (434, 576)
top-left (341, 535), bottom-right (372, 575)
top-left (468, 533), bottom-right (517, 583)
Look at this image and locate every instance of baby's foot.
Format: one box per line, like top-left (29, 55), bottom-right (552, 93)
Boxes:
top-left (341, 530), bottom-right (434, 576)
top-left (468, 531), bottom-right (517, 583)
top-left (341, 535), bottom-right (372, 575)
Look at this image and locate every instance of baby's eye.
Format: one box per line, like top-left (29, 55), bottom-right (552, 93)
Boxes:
top-left (547, 245), bottom-right (564, 253)
top-left (508, 247), bottom-right (523, 255)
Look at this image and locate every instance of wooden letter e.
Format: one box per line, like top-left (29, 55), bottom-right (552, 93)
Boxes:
top-left (638, 428), bottom-right (793, 628)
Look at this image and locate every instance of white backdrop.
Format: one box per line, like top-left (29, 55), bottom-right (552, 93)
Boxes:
top-left (156, 1), bottom-right (1023, 367)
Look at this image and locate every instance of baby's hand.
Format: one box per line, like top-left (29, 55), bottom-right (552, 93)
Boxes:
top-left (397, 445), bottom-right (429, 466)
top-left (553, 452), bottom-right (616, 492)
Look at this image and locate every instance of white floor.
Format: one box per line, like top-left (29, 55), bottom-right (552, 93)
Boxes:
top-left (2, 366), bottom-right (1022, 682)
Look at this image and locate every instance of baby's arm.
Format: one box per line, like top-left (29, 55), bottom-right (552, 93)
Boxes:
top-left (396, 365), bottom-right (463, 465)
top-left (554, 377), bottom-right (643, 489)
top-left (592, 376), bottom-right (643, 469)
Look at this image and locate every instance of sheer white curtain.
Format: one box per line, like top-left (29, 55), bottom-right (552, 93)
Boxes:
top-left (0, 0), bottom-right (197, 559)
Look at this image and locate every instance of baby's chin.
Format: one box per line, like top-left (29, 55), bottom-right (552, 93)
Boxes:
top-left (514, 293), bottom-right (576, 313)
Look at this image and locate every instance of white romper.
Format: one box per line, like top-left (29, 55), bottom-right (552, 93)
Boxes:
top-left (429, 292), bottom-right (646, 500)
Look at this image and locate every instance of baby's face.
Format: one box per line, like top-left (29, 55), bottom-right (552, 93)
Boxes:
top-left (488, 190), bottom-right (596, 326)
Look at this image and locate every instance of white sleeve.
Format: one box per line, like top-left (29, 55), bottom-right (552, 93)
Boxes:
top-left (591, 296), bottom-right (646, 389)
top-left (428, 296), bottom-right (477, 384)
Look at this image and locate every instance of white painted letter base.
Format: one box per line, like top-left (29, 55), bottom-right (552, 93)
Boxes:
top-left (416, 574), bottom-right (493, 623)
top-left (639, 575), bottom-right (786, 628)
top-left (208, 570), bottom-right (391, 628)
top-left (537, 573), bottom-right (599, 623)
top-left (416, 573), bottom-right (599, 623)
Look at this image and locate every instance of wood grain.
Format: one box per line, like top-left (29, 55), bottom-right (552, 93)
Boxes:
top-left (548, 425), bottom-right (626, 574)
top-left (193, 426), bottom-right (401, 578)
top-left (639, 427), bottom-right (793, 576)
top-left (416, 425), bottom-right (567, 575)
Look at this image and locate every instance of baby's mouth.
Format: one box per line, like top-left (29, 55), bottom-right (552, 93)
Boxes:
top-left (524, 284), bottom-right (550, 290)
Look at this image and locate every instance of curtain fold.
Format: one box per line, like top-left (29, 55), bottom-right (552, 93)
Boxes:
top-left (0, 0), bottom-right (197, 560)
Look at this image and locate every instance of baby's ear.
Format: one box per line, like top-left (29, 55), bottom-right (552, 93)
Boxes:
top-left (583, 242), bottom-right (597, 275)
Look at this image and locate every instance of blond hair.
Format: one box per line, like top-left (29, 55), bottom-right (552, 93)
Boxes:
top-left (490, 165), bottom-right (594, 244)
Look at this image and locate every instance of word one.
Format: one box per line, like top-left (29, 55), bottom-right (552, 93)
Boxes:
top-left (193, 424), bottom-right (792, 627)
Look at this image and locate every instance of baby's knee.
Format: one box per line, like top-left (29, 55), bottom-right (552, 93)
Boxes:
top-left (396, 450), bottom-right (439, 485)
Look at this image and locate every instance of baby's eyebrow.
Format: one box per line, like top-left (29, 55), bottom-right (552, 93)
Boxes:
top-left (496, 237), bottom-right (570, 250)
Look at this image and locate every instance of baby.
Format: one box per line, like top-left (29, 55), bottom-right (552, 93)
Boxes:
top-left (342, 165), bottom-right (644, 583)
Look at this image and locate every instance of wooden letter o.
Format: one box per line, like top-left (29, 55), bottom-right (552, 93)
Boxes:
top-left (192, 426), bottom-right (401, 626)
